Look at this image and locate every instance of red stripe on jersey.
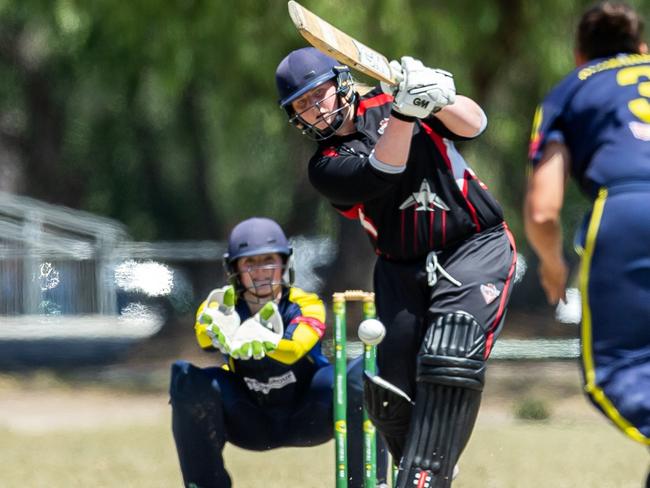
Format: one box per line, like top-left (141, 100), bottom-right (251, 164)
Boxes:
top-left (322, 146), bottom-right (339, 157)
top-left (484, 224), bottom-right (517, 358)
top-left (462, 171), bottom-right (481, 231)
top-left (413, 209), bottom-right (418, 254)
top-left (336, 203), bottom-right (361, 220)
top-left (337, 204), bottom-right (379, 238)
top-left (421, 121), bottom-right (481, 232)
top-left (290, 315), bottom-right (326, 338)
top-left (357, 93), bottom-right (393, 117)
top-left (419, 122), bottom-right (452, 170)
top-left (441, 210), bottom-right (447, 247)
top-left (358, 206), bottom-right (379, 239)
top-left (471, 169), bottom-right (489, 190)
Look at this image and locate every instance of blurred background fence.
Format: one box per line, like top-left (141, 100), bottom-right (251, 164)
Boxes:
top-left (0, 190), bottom-right (583, 370)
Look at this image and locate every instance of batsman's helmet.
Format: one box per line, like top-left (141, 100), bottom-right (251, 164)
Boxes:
top-left (275, 47), bottom-right (356, 140)
top-left (223, 217), bottom-right (294, 291)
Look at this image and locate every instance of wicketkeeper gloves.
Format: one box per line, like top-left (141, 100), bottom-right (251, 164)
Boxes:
top-left (198, 285), bottom-right (240, 354)
top-left (229, 302), bottom-right (284, 360)
top-left (197, 287), bottom-right (284, 361)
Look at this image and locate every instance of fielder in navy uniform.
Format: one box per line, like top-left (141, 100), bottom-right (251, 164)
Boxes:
top-left (169, 217), bottom-right (387, 488)
top-left (525, 2), bottom-right (650, 485)
top-left (275, 48), bottom-right (516, 487)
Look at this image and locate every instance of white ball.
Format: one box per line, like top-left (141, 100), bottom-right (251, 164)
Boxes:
top-left (357, 319), bottom-right (386, 346)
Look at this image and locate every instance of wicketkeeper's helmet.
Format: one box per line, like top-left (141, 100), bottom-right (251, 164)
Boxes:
top-left (223, 217), bottom-right (294, 294)
top-left (275, 47), bottom-right (356, 140)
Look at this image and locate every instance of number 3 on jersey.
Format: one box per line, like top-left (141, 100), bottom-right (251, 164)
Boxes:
top-left (617, 66), bottom-right (650, 123)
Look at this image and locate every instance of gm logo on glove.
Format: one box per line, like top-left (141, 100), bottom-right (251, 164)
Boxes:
top-left (413, 98), bottom-right (430, 108)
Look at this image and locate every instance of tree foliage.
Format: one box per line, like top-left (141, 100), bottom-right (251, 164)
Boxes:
top-left (0, 0), bottom-right (647, 255)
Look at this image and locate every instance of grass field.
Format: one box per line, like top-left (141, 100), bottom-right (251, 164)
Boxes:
top-left (1, 361), bottom-right (648, 488)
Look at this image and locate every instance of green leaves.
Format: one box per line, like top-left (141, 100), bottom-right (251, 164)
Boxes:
top-left (2, 0), bottom-right (647, 248)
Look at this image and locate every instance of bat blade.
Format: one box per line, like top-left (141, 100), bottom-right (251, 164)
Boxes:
top-left (287, 1), bottom-right (397, 85)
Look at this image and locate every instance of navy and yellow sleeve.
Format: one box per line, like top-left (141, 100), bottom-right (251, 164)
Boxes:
top-left (266, 287), bottom-right (326, 365)
top-left (528, 74), bottom-right (579, 166)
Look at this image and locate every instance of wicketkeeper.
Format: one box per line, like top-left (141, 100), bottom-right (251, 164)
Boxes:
top-left (275, 48), bottom-right (517, 487)
top-left (169, 217), bottom-right (387, 488)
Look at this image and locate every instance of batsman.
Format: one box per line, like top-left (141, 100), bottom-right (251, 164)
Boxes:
top-left (169, 217), bottom-right (387, 488)
top-left (275, 48), bottom-right (517, 486)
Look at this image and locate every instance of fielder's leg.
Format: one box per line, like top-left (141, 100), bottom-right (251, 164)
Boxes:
top-left (170, 360), bottom-right (231, 488)
top-left (396, 311), bottom-right (487, 488)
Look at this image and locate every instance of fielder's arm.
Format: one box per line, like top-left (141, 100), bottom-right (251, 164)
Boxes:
top-left (524, 141), bottom-right (570, 305)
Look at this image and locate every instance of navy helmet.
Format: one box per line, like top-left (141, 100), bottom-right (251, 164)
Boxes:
top-left (223, 217), bottom-right (294, 290)
top-left (225, 217), bottom-right (291, 263)
top-left (275, 47), bottom-right (356, 140)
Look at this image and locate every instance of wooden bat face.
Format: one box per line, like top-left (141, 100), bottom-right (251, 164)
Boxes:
top-left (288, 1), bottom-right (397, 85)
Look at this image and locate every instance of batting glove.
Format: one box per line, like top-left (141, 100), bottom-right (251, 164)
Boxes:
top-left (229, 302), bottom-right (283, 360)
top-left (381, 57), bottom-right (456, 119)
top-left (198, 285), bottom-right (240, 354)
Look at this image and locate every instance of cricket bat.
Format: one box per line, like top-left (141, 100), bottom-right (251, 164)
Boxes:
top-left (287, 0), bottom-right (398, 85)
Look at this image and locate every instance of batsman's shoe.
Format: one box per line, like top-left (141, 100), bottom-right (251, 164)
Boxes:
top-left (229, 303), bottom-right (284, 360)
top-left (198, 285), bottom-right (240, 353)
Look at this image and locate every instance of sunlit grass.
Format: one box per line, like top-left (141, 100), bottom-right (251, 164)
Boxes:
top-left (1, 424), bottom-right (180, 488)
top-left (1, 414), bottom-right (647, 487)
top-left (1, 362), bottom-right (647, 488)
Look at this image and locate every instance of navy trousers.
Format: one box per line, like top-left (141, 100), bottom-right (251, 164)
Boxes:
top-left (577, 183), bottom-right (650, 444)
top-left (170, 357), bottom-right (387, 487)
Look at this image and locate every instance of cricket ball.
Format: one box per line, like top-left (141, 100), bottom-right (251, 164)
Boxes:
top-left (357, 319), bottom-right (386, 346)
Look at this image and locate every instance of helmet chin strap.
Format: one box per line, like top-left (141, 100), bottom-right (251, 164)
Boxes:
top-left (230, 261), bottom-right (293, 312)
top-left (242, 282), bottom-right (283, 313)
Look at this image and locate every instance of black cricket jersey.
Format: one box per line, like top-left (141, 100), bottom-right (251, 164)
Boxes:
top-left (308, 88), bottom-right (505, 261)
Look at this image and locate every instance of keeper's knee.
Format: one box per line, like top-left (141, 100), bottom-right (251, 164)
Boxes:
top-left (170, 360), bottom-right (222, 405)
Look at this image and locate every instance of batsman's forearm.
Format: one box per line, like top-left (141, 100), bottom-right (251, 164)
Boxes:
top-left (373, 116), bottom-right (414, 167)
top-left (434, 96), bottom-right (486, 138)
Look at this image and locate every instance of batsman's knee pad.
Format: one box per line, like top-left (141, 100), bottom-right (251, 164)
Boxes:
top-left (396, 311), bottom-right (487, 488)
top-left (363, 371), bottom-right (413, 461)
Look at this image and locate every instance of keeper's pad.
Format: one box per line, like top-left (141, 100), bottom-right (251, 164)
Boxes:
top-left (363, 371), bottom-right (413, 461)
top-left (396, 311), bottom-right (487, 488)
